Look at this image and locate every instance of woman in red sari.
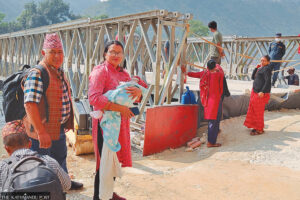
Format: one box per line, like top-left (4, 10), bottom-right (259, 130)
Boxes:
top-left (88, 40), bottom-right (142, 200)
top-left (187, 60), bottom-right (224, 147)
top-left (244, 55), bottom-right (272, 135)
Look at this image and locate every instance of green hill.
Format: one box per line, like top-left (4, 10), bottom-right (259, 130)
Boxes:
top-left (83, 0), bottom-right (300, 37)
top-left (1, 0), bottom-right (300, 36)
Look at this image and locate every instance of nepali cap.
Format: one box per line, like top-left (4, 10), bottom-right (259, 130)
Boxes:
top-left (2, 120), bottom-right (26, 139)
top-left (43, 33), bottom-right (63, 49)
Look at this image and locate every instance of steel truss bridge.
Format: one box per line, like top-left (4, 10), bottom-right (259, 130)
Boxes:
top-left (0, 10), bottom-right (299, 125)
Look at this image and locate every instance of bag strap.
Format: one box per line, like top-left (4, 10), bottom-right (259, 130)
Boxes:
top-left (33, 65), bottom-right (50, 122)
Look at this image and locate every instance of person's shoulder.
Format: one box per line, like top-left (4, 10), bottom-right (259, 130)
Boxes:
top-left (265, 65), bottom-right (272, 72)
top-left (0, 159), bottom-right (8, 172)
top-left (92, 63), bottom-right (109, 73)
top-left (280, 42), bottom-right (286, 47)
top-left (94, 62), bottom-right (107, 69)
top-left (215, 30), bottom-right (222, 36)
top-left (27, 68), bottom-right (42, 77)
top-left (0, 160), bottom-right (7, 167)
top-left (39, 155), bottom-right (60, 169)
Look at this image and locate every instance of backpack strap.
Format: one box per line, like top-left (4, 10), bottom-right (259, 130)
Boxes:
top-left (1, 154), bottom-right (24, 191)
top-left (33, 65), bottom-right (50, 122)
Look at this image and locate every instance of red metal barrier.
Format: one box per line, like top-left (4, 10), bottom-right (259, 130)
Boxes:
top-left (143, 104), bottom-right (198, 156)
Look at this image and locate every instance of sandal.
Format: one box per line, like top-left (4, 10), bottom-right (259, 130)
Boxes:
top-left (207, 142), bottom-right (222, 148)
top-left (250, 130), bottom-right (264, 136)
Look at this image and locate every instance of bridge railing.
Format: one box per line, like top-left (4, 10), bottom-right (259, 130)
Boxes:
top-left (187, 36), bottom-right (300, 82)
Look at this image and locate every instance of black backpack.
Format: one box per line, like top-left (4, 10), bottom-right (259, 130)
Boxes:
top-left (1, 154), bottom-right (65, 199)
top-left (2, 65), bottom-right (49, 122)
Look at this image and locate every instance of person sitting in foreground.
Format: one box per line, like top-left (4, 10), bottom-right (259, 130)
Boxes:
top-left (0, 120), bottom-right (71, 197)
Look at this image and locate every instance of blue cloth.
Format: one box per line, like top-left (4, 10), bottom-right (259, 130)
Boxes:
top-left (269, 41), bottom-right (285, 60)
top-left (208, 99), bottom-right (222, 144)
top-left (101, 82), bottom-right (147, 152)
top-left (30, 126), bottom-right (68, 173)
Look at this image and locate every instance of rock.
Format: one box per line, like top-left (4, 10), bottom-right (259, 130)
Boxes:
top-left (185, 147), bottom-right (194, 152)
top-left (132, 136), bottom-right (141, 145)
top-left (200, 132), bottom-right (207, 144)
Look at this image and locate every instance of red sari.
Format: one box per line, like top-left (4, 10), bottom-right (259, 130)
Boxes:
top-left (88, 61), bottom-right (132, 170)
top-left (244, 64), bottom-right (271, 131)
top-left (244, 90), bottom-right (270, 131)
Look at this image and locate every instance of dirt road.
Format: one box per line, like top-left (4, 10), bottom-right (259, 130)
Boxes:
top-left (66, 109), bottom-right (300, 200)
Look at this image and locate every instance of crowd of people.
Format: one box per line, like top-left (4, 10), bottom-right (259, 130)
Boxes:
top-left (0, 19), bottom-right (298, 200)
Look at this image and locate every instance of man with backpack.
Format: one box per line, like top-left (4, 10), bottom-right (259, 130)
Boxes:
top-left (21, 33), bottom-right (83, 189)
top-left (0, 120), bottom-right (70, 198)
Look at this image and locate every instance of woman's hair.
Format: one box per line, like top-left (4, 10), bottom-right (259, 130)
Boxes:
top-left (103, 40), bottom-right (124, 61)
top-left (207, 59), bottom-right (216, 70)
top-left (262, 55), bottom-right (271, 62)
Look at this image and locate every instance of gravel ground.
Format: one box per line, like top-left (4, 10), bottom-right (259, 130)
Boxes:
top-left (0, 88), bottom-right (299, 199)
top-left (65, 109), bottom-right (300, 200)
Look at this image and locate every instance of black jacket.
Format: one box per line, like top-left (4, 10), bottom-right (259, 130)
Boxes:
top-left (251, 65), bottom-right (272, 93)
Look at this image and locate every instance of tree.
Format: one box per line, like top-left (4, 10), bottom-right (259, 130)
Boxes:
top-left (17, 2), bottom-right (47, 29)
top-left (92, 14), bottom-right (109, 20)
top-left (16, 0), bottom-right (80, 30)
top-left (38, 0), bottom-right (79, 24)
top-left (0, 12), bottom-right (22, 34)
top-left (189, 19), bottom-right (209, 37)
top-left (0, 12), bottom-right (5, 23)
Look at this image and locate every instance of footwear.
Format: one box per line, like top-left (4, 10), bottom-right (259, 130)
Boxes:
top-left (111, 192), bottom-right (126, 200)
top-left (250, 130), bottom-right (264, 136)
top-left (70, 181), bottom-right (83, 190)
top-left (207, 142), bottom-right (222, 148)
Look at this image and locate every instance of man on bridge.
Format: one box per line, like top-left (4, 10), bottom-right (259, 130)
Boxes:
top-left (269, 33), bottom-right (286, 86)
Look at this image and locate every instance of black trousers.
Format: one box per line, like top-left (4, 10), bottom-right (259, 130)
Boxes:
top-left (94, 123), bottom-right (104, 200)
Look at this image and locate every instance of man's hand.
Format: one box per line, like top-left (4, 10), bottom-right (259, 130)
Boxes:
top-left (37, 131), bottom-right (52, 149)
top-left (258, 92), bottom-right (264, 98)
top-left (24, 102), bottom-right (51, 148)
top-left (126, 87), bottom-right (142, 100)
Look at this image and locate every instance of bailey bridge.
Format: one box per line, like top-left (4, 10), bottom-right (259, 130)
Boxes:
top-left (0, 10), bottom-right (299, 129)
